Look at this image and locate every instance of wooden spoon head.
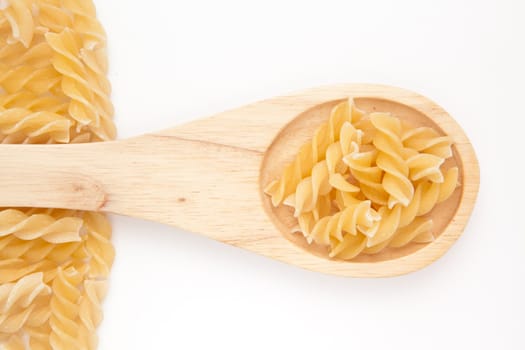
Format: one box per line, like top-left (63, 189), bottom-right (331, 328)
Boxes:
top-left (251, 84), bottom-right (479, 277)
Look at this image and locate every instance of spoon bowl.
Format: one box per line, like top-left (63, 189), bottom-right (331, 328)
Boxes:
top-left (0, 84), bottom-right (479, 277)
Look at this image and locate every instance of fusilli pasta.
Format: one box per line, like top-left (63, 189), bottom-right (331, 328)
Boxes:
top-left (370, 113), bottom-right (414, 208)
top-left (343, 149), bottom-right (390, 206)
top-left (265, 99), bottom-right (459, 259)
top-left (0, 209), bottom-right (83, 243)
top-left (265, 100), bottom-right (365, 207)
top-left (0, 272), bottom-right (50, 334)
top-left (0, 0), bottom-right (115, 349)
top-left (49, 267), bottom-right (83, 350)
top-left (402, 126), bottom-right (453, 159)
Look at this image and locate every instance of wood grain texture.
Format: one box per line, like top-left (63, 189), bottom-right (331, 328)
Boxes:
top-left (0, 84), bottom-right (479, 277)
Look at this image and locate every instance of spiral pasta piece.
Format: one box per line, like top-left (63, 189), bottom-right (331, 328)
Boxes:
top-left (78, 280), bottom-right (107, 350)
top-left (329, 233), bottom-right (367, 260)
top-left (370, 113), bottom-right (414, 208)
top-left (362, 217), bottom-right (434, 254)
top-left (325, 121), bottom-right (363, 174)
top-left (0, 0), bottom-right (34, 47)
top-left (406, 152), bottom-right (445, 183)
top-left (416, 167), bottom-right (459, 216)
top-left (0, 335), bottom-right (24, 349)
top-left (46, 27), bottom-right (115, 140)
top-left (0, 272), bottom-right (51, 334)
top-left (343, 149), bottom-right (390, 206)
top-left (0, 92), bottom-right (71, 144)
top-left (0, 258), bottom-right (76, 286)
top-left (294, 194), bottom-right (332, 237)
top-left (83, 212), bottom-right (115, 279)
top-left (0, 91), bottom-right (68, 113)
top-left (389, 217), bottom-right (434, 248)
top-left (308, 200), bottom-right (380, 246)
top-left (331, 207), bottom-right (434, 257)
top-left (402, 126), bottom-right (453, 159)
top-left (365, 168), bottom-right (458, 250)
top-left (49, 267), bottom-right (83, 350)
top-left (0, 235), bottom-right (83, 264)
top-left (365, 205), bottom-right (402, 247)
top-left (0, 39), bottom-right (61, 96)
top-left (283, 160), bottom-right (332, 216)
top-left (0, 38), bottom-right (53, 66)
top-left (0, 209), bottom-right (83, 244)
top-left (299, 197), bottom-right (381, 260)
top-left (396, 167), bottom-right (458, 228)
top-left (27, 324), bottom-right (52, 350)
top-left (0, 63), bottom-right (62, 96)
top-left (265, 99), bottom-right (364, 206)
top-left (36, 1), bottom-right (74, 34)
top-left (0, 259), bottom-right (49, 285)
top-left (0, 107), bottom-right (71, 143)
top-left (62, 0), bottom-right (107, 46)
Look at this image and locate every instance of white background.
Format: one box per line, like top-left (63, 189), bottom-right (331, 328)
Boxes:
top-left (94, 1), bottom-right (524, 349)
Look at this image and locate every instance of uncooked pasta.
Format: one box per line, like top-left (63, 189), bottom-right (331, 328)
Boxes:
top-left (265, 100), bottom-right (365, 207)
top-left (265, 99), bottom-right (459, 259)
top-left (0, 0), bottom-right (114, 349)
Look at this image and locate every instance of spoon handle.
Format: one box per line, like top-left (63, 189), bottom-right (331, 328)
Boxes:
top-left (0, 141), bottom-right (113, 211)
top-left (0, 134), bottom-right (263, 228)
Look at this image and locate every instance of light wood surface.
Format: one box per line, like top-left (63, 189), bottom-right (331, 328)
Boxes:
top-left (0, 84), bottom-right (479, 277)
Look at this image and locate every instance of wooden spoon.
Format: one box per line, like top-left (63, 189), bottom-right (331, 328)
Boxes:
top-left (0, 84), bottom-right (479, 277)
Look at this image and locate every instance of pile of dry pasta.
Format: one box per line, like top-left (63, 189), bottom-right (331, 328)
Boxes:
top-left (1, 1), bottom-right (114, 349)
top-left (265, 99), bottom-right (459, 259)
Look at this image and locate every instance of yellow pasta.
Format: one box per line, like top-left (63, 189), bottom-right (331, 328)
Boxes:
top-left (308, 200), bottom-right (380, 245)
top-left (0, 0), bottom-right (34, 48)
top-left (78, 279), bottom-right (107, 350)
top-left (0, 91), bottom-right (71, 144)
top-left (49, 267), bottom-right (83, 350)
top-left (265, 100), bottom-right (365, 207)
top-left (0, 209), bottom-right (83, 243)
top-left (82, 212), bottom-right (115, 279)
top-left (26, 324), bottom-right (52, 350)
top-left (362, 217), bottom-right (434, 254)
top-left (46, 28), bottom-right (115, 140)
top-left (329, 233), bottom-right (367, 260)
top-left (370, 113), bottom-right (414, 208)
top-left (0, 272), bottom-right (51, 335)
top-left (1, 1), bottom-right (114, 349)
top-left (0, 107), bottom-right (72, 144)
top-left (402, 126), bottom-right (453, 159)
top-left (0, 259), bottom-right (55, 285)
top-left (390, 217), bottom-right (434, 248)
top-left (282, 123), bottom-right (362, 217)
top-left (364, 167), bottom-right (458, 249)
top-left (293, 194), bottom-right (332, 237)
top-left (417, 167), bottom-right (459, 215)
top-left (0, 236), bottom-right (83, 264)
top-left (265, 99), bottom-right (459, 259)
top-left (406, 152), bottom-right (445, 183)
top-left (343, 149), bottom-right (390, 206)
